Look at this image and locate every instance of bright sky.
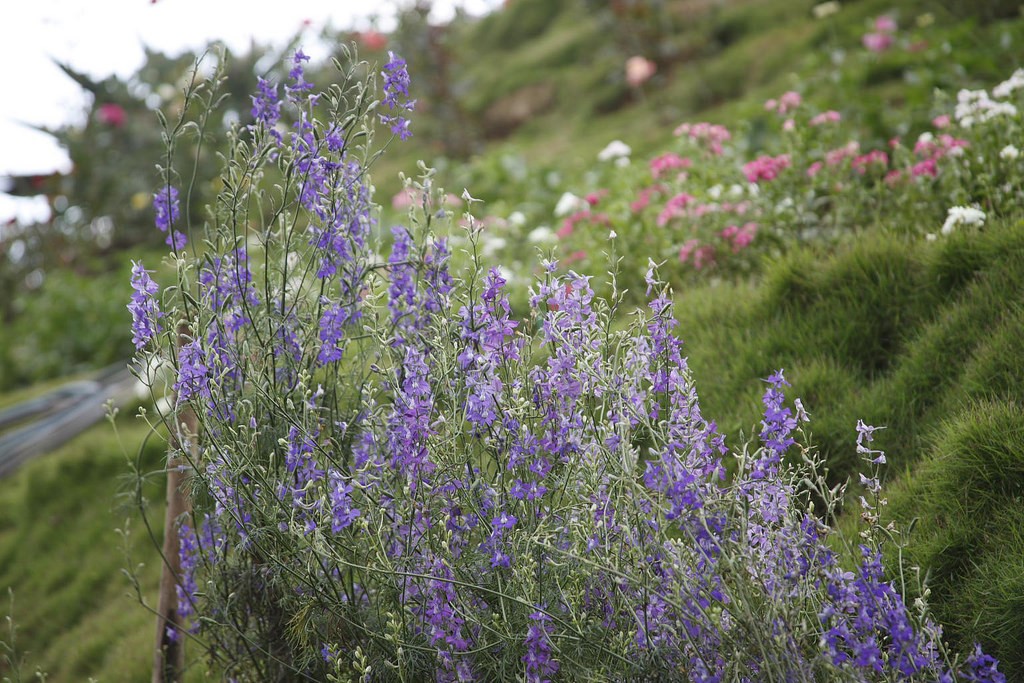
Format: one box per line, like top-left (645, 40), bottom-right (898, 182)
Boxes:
top-left (0, 0), bottom-right (497, 184)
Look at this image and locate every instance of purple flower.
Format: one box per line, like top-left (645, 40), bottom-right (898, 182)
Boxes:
top-left (318, 301), bottom-right (353, 365)
top-left (962, 644), bottom-right (1006, 683)
top-left (380, 51), bottom-right (415, 140)
top-left (250, 77), bottom-right (281, 129)
top-left (128, 260), bottom-right (161, 349)
top-left (174, 339), bottom-right (210, 404)
top-left (285, 49), bottom-right (314, 100)
top-left (492, 510), bottom-right (517, 530)
top-left (523, 610), bottom-right (559, 683)
top-left (176, 521), bottom-right (199, 623)
top-left (328, 469), bottom-right (361, 533)
top-left (153, 185), bottom-right (185, 249)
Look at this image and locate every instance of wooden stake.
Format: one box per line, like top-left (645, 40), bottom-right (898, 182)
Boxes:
top-left (153, 327), bottom-right (196, 682)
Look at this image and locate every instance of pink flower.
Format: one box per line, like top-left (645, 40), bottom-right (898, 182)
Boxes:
top-left (678, 239), bottom-right (699, 263)
top-left (625, 56), bottom-right (657, 88)
top-left (649, 153), bottom-right (692, 179)
top-left (851, 150), bottom-right (889, 174)
top-left (810, 110), bottom-right (842, 126)
top-left (733, 222), bottom-right (758, 250)
top-left (932, 114), bottom-right (951, 129)
top-left (826, 141), bottom-right (860, 167)
top-left (563, 250), bottom-right (588, 266)
top-left (657, 192), bottom-right (695, 227)
top-left (631, 185), bottom-right (665, 213)
top-left (909, 158), bottom-right (938, 178)
top-left (862, 32), bottom-right (894, 53)
top-left (783, 118), bottom-right (796, 132)
top-left (807, 161), bottom-right (824, 178)
top-left (97, 103), bottom-right (126, 127)
top-left (779, 91), bottom-right (802, 113)
top-left (692, 245), bottom-right (716, 270)
top-left (874, 15), bottom-right (897, 33)
top-left (884, 169), bottom-right (903, 186)
top-left (585, 190), bottom-right (608, 206)
top-left (674, 122), bottom-right (731, 155)
top-left (720, 222), bottom-right (758, 252)
top-left (743, 154), bottom-right (791, 183)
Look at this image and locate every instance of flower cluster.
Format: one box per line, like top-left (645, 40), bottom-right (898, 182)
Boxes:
top-left (128, 260), bottom-right (161, 349)
top-left (153, 184), bottom-right (185, 250)
top-left (380, 51), bottom-right (415, 140)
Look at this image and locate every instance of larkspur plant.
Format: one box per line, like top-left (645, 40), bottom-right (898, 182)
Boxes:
top-left (129, 47), bottom-right (1004, 681)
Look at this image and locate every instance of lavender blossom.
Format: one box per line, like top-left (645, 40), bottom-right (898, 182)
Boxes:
top-left (380, 51), bottom-right (415, 140)
top-left (173, 339), bottom-right (210, 404)
top-left (523, 610), bottom-right (559, 683)
top-left (153, 185), bottom-right (186, 249)
top-left (128, 260), bottom-right (161, 349)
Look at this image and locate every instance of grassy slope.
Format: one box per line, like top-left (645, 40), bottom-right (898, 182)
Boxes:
top-left (0, 417), bottom-right (176, 681)
top-left (3, 0), bottom-right (1024, 679)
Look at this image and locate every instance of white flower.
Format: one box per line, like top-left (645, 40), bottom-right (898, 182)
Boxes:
top-left (597, 139), bottom-right (632, 162)
top-left (774, 197), bottom-right (795, 214)
top-left (993, 68), bottom-right (1024, 99)
top-left (481, 236), bottom-right (507, 256)
top-left (940, 205), bottom-right (986, 235)
top-left (609, 230), bottom-right (618, 239)
top-left (508, 211), bottom-right (527, 228)
top-left (728, 184), bottom-right (745, 198)
top-left (554, 192), bottom-right (587, 218)
top-left (1000, 144), bottom-right (1020, 160)
top-left (615, 156), bottom-right (631, 168)
top-left (707, 184), bottom-right (724, 200)
top-left (812, 1), bottom-right (840, 19)
top-left (955, 88), bottom-right (1019, 127)
top-left (527, 226), bottom-right (555, 243)
top-left (925, 233), bottom-right (937, 242)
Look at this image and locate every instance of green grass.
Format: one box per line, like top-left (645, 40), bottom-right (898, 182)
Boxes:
top-left (660, 216), bottom-right (1024, 674)
top-left (0, 415), bottom-right (181, 681)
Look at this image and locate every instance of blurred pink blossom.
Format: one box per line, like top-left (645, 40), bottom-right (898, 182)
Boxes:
top-left (657, 192), bottom-right (695, 227)
top-left (874, 15), bottom-right (897, 33)
top-left (97, 103), bottom-right (126, 127)
top-left (765, 91), bottom-right (802, 114)
top-left (743, 154), bottom-right (791, 183)
top-left (810, 110), bottom-right (841, 126)
top-left (649, 153), bottom-right (692, 179)
top-left (862, 32), bottom-right (894, 53)
top-left (851, 150), bottom-right (889, 174)
top-left (674, 122), bottom-right (731, 155)
top-left (932, 115), bottom-right (951, 129)
top-left (625, 56), bottom-right (657, 88)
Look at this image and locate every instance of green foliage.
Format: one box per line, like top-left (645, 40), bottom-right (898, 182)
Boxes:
top-left (0, 261), bottom-right (140, 391)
